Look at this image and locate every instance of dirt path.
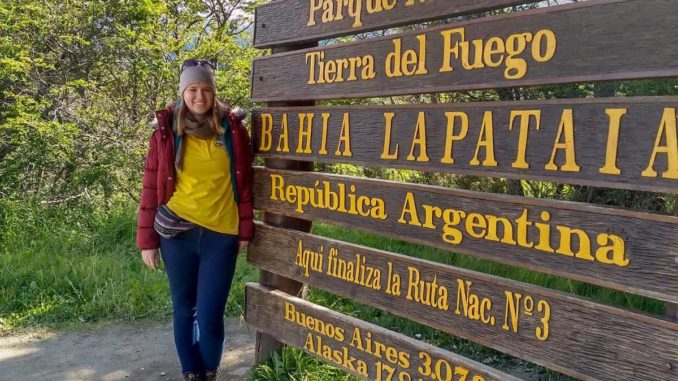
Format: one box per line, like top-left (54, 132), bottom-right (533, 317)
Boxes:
top-left (0, 318), bottom-right (256, 381)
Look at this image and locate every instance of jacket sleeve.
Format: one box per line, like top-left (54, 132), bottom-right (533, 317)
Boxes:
top-left (236, 118), bottom-right (255, 242)
top-left (136, 131), bottom-right (161, 250)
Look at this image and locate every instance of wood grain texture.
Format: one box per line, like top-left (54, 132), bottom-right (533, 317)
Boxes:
top-left (252, 97), bottom-right (678, 193)
top-left (255, 42), bottom-right (318, 362)
top-left (253, 0), bottom-right (527, 48)
top-left (248, 224), bottom-right (678, 381)
top-left (252, 167), bottom-right (678, 303)
top-left (251, 0), bottom-right (678, 102)
top-left (245, 283), bottom-right (524, 381)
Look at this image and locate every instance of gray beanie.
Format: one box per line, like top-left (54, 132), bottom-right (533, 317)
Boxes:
top-left (179, 65), bottom-right (216, 96)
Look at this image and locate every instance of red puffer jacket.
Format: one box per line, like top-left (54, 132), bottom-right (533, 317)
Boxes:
top-left (136, 105), bottom-right (254, 250)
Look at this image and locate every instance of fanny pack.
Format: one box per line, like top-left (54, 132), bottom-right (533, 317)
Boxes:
top-left (154, 205), bottom-right (195, 239)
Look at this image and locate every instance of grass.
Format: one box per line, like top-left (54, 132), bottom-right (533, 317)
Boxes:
top-left (0, 201), bottom-right (258, 335)
top-left (250, 347), bottom-right (358, 381)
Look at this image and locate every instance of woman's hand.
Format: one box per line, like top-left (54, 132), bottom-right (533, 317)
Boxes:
top-left (238, 241), bottom-right (249, 254)
top-left (141, 249), bottom-right (160, 271)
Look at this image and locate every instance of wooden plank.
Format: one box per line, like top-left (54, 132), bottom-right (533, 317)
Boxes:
top-left (670, 197), bottom-right (678, 322)
top-left (253, 0), bottom-right (529, 48)
top-left (245, 283), bottom-right (524, 381)
top-left (256, 42), bottom-right (318, 362)
top-left (250, 0), bottom-right (678, 102)
top-left (252, 96), bottom-right (678, 193)
top-left (248, 224), bottom-right (678, 381)
top-left (252, 167), bottom-right (678, 303)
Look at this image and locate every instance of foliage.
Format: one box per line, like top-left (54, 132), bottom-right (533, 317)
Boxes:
top-left (0, 199), bottom-right (164, 333)
top-left (0, 0), bottom-right (262, 205)
top-left (0, 199), bottom-right (258, 334)
top-left (250, 347), bottom-right (359, 381)
top-left (0, 0), bottom-right (264, 333)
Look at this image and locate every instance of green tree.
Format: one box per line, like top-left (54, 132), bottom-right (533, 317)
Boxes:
top-left (0, 0), bottom-right (261, 206)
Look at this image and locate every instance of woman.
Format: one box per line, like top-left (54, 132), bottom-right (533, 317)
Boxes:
top-left (136, 59), bottom-right (254, 381)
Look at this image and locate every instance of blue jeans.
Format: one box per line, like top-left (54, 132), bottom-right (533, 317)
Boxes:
top-left (159, 227), bottom-right (239, 373)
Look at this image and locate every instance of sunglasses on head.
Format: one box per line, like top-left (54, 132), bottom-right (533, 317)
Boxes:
top-left (181, 59), bottom-right (216, 72)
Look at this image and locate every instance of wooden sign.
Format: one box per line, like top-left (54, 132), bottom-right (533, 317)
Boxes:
top-left (252, 97), bottom-right (678, 193)
top-left (249, 224), bottom-right (678, 381)
top-left (250, 0), bottom-right (678, 102)
top-left (252, 167), bottom-right (678, 303)
top-left (245, 283), bottom-right (523, 381)
top-left (253, 0), bottom-right (527, 48)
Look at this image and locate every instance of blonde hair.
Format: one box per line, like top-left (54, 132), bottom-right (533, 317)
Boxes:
top-left (176, 97), bottom-right (230, 136)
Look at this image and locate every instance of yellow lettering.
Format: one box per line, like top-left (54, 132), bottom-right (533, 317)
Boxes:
top-left (502, 291), bottom-right (521, 333)
top-left (407, 112), bottom-right (429, 162)
top-left (470, 111), bottom-right (497, 166)
top-left (321, 0), bottom-right (334, 23)
top-left (305, 51), bottom-right (322, 85)
top-left (641, 108), bottom-right (678, 179)
top-left (505, 33), bottom-right (529, 79)
top-left (335, 113), bottom-right (352, 156)
top-left (422, 204), bottom-right (442, 229)
top-left (276, 113), bottom-right (290, 152)
top-left (284, 301), bottom-right (295, 321)
top-left (555, 226), bottom-right (593, 261)
top-left (509, 110), bottom-right (541, 169)
top-left (319, 113), bottom-right (330, 155)
top-left (383, 0), bottom-right (396, 10)
top-left (545, 109), bottom-right (580, 172)
top-left (484, 37), bottom-right (505, 67)
top-left (465, 213), bottom-right (487, 239)
top-left (347, 0), bottom-right (364, 28)
top-left (531, 29), bottom-right (557, 62)
top-left (534, 211), bottom-right (555, 253)
top-left (595, 234), bottom-right (629, 267)
top-left (386, 38), bottom-right (404, 78)
top-left (347, 57), bottom-right (360, 81)
top-left (439, 27), bottom-right (555, 79)
top-left (381, 113), bottom-right (399, 160)
top-left (599, 108), bottom-right (627, 175)
top-left (367, 0), bottom-right (383, 13)
top-left (460, 38), bottom-right (484, 70)
top-left (485, 215), bottom-right (516, 245)
top-left (324, 60), bottom-right (337, 83)
top-left (441, 209), bottom-right (465, 244)
top-left (455, 279), bottom-right (470, 316)
top-left (270, 174), bottom-right (285, 201)
top-left (439, 28), bottom-right (464, 73)
top-left (307, 51), bottom-right (375, 84)
top-left (515, 209), bottom-right (534, 248)
top-left (361, 55), bottom-right (376, 80)
top-left (406, 266), bottom-right (420, 302)
top-left (441, 112), bottom-right (469, 164)
top-left (296, 113), bottom-right (314, 154)
top-left (536, 300), bottom-right (551, 341)
top-left (260, 113), bottom-right (273, 151)
top-left (307, 0), bottom-right (322, 26)
top-left (415, 34), bottom-right (428, 75)
top-left (398, 192), bottom-right (421, 226)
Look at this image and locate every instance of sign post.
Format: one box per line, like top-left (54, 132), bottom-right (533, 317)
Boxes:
top-left (247, 0), bottom-right (678, 379)
top-left (254, 42), bottom-right (317, 362)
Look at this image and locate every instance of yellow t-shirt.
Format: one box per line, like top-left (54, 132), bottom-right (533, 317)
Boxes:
top-left (166, 135), bottom-right (238, 235)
